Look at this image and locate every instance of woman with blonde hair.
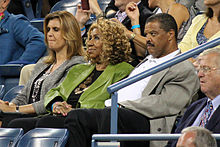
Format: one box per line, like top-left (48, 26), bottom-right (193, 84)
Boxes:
top-left (0, 11), bottom-right (85, 127)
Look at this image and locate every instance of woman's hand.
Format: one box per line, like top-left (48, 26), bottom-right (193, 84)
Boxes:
top-left (75, 4), bottom-right (91, 27)
top-left (52, 101), bottom-right (72, 116)
top-left (0, 102), bottom-right (15, 112)
top-left (125, 2), bottom-right (140, 25)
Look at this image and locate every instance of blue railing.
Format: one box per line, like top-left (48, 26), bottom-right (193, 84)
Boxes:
top-left (107, 37), bottom-right (220, 134)
top-left (91, 134), bottom-right (220, 147)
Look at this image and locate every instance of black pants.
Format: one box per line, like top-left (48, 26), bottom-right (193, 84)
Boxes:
top-left (64, 107), bottom-right (150, 147)
top-left (8, 114), bottom-right (66, 133)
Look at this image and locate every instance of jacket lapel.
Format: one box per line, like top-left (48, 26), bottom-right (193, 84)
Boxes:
top-left (79, 65), bottom-right (113, 101)
top-left (142, 68), bottom-right (169, 95)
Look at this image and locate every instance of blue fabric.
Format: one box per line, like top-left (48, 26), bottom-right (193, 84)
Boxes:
top-left (0, 11), bottom-right (46, 64)
top-left (196, 20), bottom-right (208, 45)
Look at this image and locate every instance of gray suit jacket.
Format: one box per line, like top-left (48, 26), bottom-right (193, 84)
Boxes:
top-left (11, 56), bottom-right (85, 114)
top-left (120, 59), bottom-right (200, 147)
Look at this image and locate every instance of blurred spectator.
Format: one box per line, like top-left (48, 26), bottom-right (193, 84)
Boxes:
top-left (178, 0), bottom-right (220, 55)
top-left (0, 11), bottom-right (85, 126)
top-left (61, 13), bottom-right (199, 147)
top-left (176, 126), bottom-right (217, 147)
top-left (148, 0), bottom-right (191, 42)
top-left (0, 0), bottom-right (46, 64)
top-left (8, 0), bottom-right (60, 17)
top-left (77, 0), bottom-right (153, 65)
top-left (177, 0), bottom-right (206, 17)
top-left (8, 18), bottom-right (134, 133)
top-left (168, 48), bottom-right (220, 147)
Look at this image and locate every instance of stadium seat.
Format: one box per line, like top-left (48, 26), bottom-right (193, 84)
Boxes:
top-left (0, 85), bottom-right (5, 99)
top-left (50, 0), bottom-right (111, 24)
top-left (16, 128), bottom-right (69, 147)
top-left (0, 128), bottom-right (24, 147)
top-left (0, 64), bottom-right (24, 96)
top-left (2, 85), bottom-right (24, 102)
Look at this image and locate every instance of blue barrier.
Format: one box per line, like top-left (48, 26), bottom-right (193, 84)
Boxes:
top-left (91, 134), bottom-right (220, 147)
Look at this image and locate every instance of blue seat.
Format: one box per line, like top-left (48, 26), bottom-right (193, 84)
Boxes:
top-left (0, 85), bottom-right (5, 99)
top-left (0, 128), bottom-right (24, 147)
top-left (50, 0), bottom-right (111, 24)
top-left (16, 128), bottom-right (69, 147)
top-left (2, 86), bottom-right (24, 102)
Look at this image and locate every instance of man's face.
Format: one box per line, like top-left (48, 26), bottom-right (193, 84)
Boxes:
top-left (176, 131), bottom-right (196, 147)
top-left (197, 53), bottom-right (220, 99)
top-left (114, 0), bottom-right (129, 12)
top-left (144, 21), bottom-right (171, 58)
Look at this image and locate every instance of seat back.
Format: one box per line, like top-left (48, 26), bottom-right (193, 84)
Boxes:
top-left (2, 85), bottom-right (24, 102)
top-left (0, 64), bottom-right (24, 96)
top-left (0, 128), bottom-right (24, 147)
top-left (50, 0), bottom-right (111, 23)
top-left (0, 85), bottom-right (5, 99)
top-left (16, 128), bottom-right (69, 147)
top-left (50, 0), bottom-right (80, 15)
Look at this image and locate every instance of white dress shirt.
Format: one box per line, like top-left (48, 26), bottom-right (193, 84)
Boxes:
top-left (105, 49), bottom-right (180, 106)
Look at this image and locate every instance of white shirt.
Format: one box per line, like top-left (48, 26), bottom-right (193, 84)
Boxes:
top-left (105, 49), bottom-right (180, 106)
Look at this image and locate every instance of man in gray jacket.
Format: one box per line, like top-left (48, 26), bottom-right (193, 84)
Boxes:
top-left (64, 13), bottom-right (200, 147)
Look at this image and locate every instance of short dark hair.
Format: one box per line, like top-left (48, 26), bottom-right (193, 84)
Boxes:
top-left (145, 13), bottom-right (178, 40)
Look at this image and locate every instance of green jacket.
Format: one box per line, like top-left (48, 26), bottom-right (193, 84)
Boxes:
top-left (44, 62), bottom-right (133, 110)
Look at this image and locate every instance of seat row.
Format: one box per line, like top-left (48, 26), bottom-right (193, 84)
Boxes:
top-left (0, 128), bottom-right (69, 147)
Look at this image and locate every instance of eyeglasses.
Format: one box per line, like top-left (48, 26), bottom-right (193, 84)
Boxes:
top-left (197, 66), bottom-right (220, 74)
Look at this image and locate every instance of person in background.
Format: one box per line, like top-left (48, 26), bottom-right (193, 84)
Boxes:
top-left (147, 0), bottom-right (191, 42)
top-left (176, 126), bottom-right (217, 147)
top-left (178, 0), bottom-right (220, 55)
top-left (0, 11), bottom-right (85, 127)
top-left (77, 0), bottom-right (153, 65)
top-left (168, 48), bottom-right (220, 147)
top-left (0, 0), bottom-right (46, 64)
top-left (8, 18), bottom-right (134, 133)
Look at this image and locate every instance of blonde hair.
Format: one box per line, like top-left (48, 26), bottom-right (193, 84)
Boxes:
top-left (43, 11), bottom-right (85, 64)
top-left (86, 18), bottom-right (132, 65)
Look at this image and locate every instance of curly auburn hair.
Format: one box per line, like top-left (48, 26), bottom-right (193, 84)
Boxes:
top-left (86, 18), bottom-right (132, 65)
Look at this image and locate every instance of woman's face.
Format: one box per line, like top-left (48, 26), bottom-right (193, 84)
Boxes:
top-left (87, 28), bottom-right (103, 61)
top-left (46, 18), bottom-right (67, 52)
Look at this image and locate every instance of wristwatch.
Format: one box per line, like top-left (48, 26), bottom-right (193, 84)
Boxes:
top-left (15, 105), bottom-right (19, 112)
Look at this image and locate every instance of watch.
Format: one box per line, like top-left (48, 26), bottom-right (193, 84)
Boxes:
top-left (15, 105), bottom-right (19, 112)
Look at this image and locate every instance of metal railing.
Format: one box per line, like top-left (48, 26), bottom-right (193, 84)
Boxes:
top-left (91, 134), bottom-right (220, 147)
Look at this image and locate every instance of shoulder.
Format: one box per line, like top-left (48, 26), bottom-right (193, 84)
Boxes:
top-left (111, 62), bottom-right (133, 70)
top-left (170, 3), bottom-right (189, 17)
top-left (187, 97), bottom-right (207, 110)
top-left (170, 59), bottom-right (196, 75)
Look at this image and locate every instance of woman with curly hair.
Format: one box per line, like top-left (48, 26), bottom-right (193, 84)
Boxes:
top-left (8, 18), bottom-right (134, 133)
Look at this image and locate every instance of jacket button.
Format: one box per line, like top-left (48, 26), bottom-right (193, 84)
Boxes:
top-left (157, 128), bottom-right (161, 132)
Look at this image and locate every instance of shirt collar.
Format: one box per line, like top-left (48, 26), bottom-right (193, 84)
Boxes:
top-left (146, 49), bottom-right (180, 64)
top-left (209, 95), bottom-right (220, 111)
